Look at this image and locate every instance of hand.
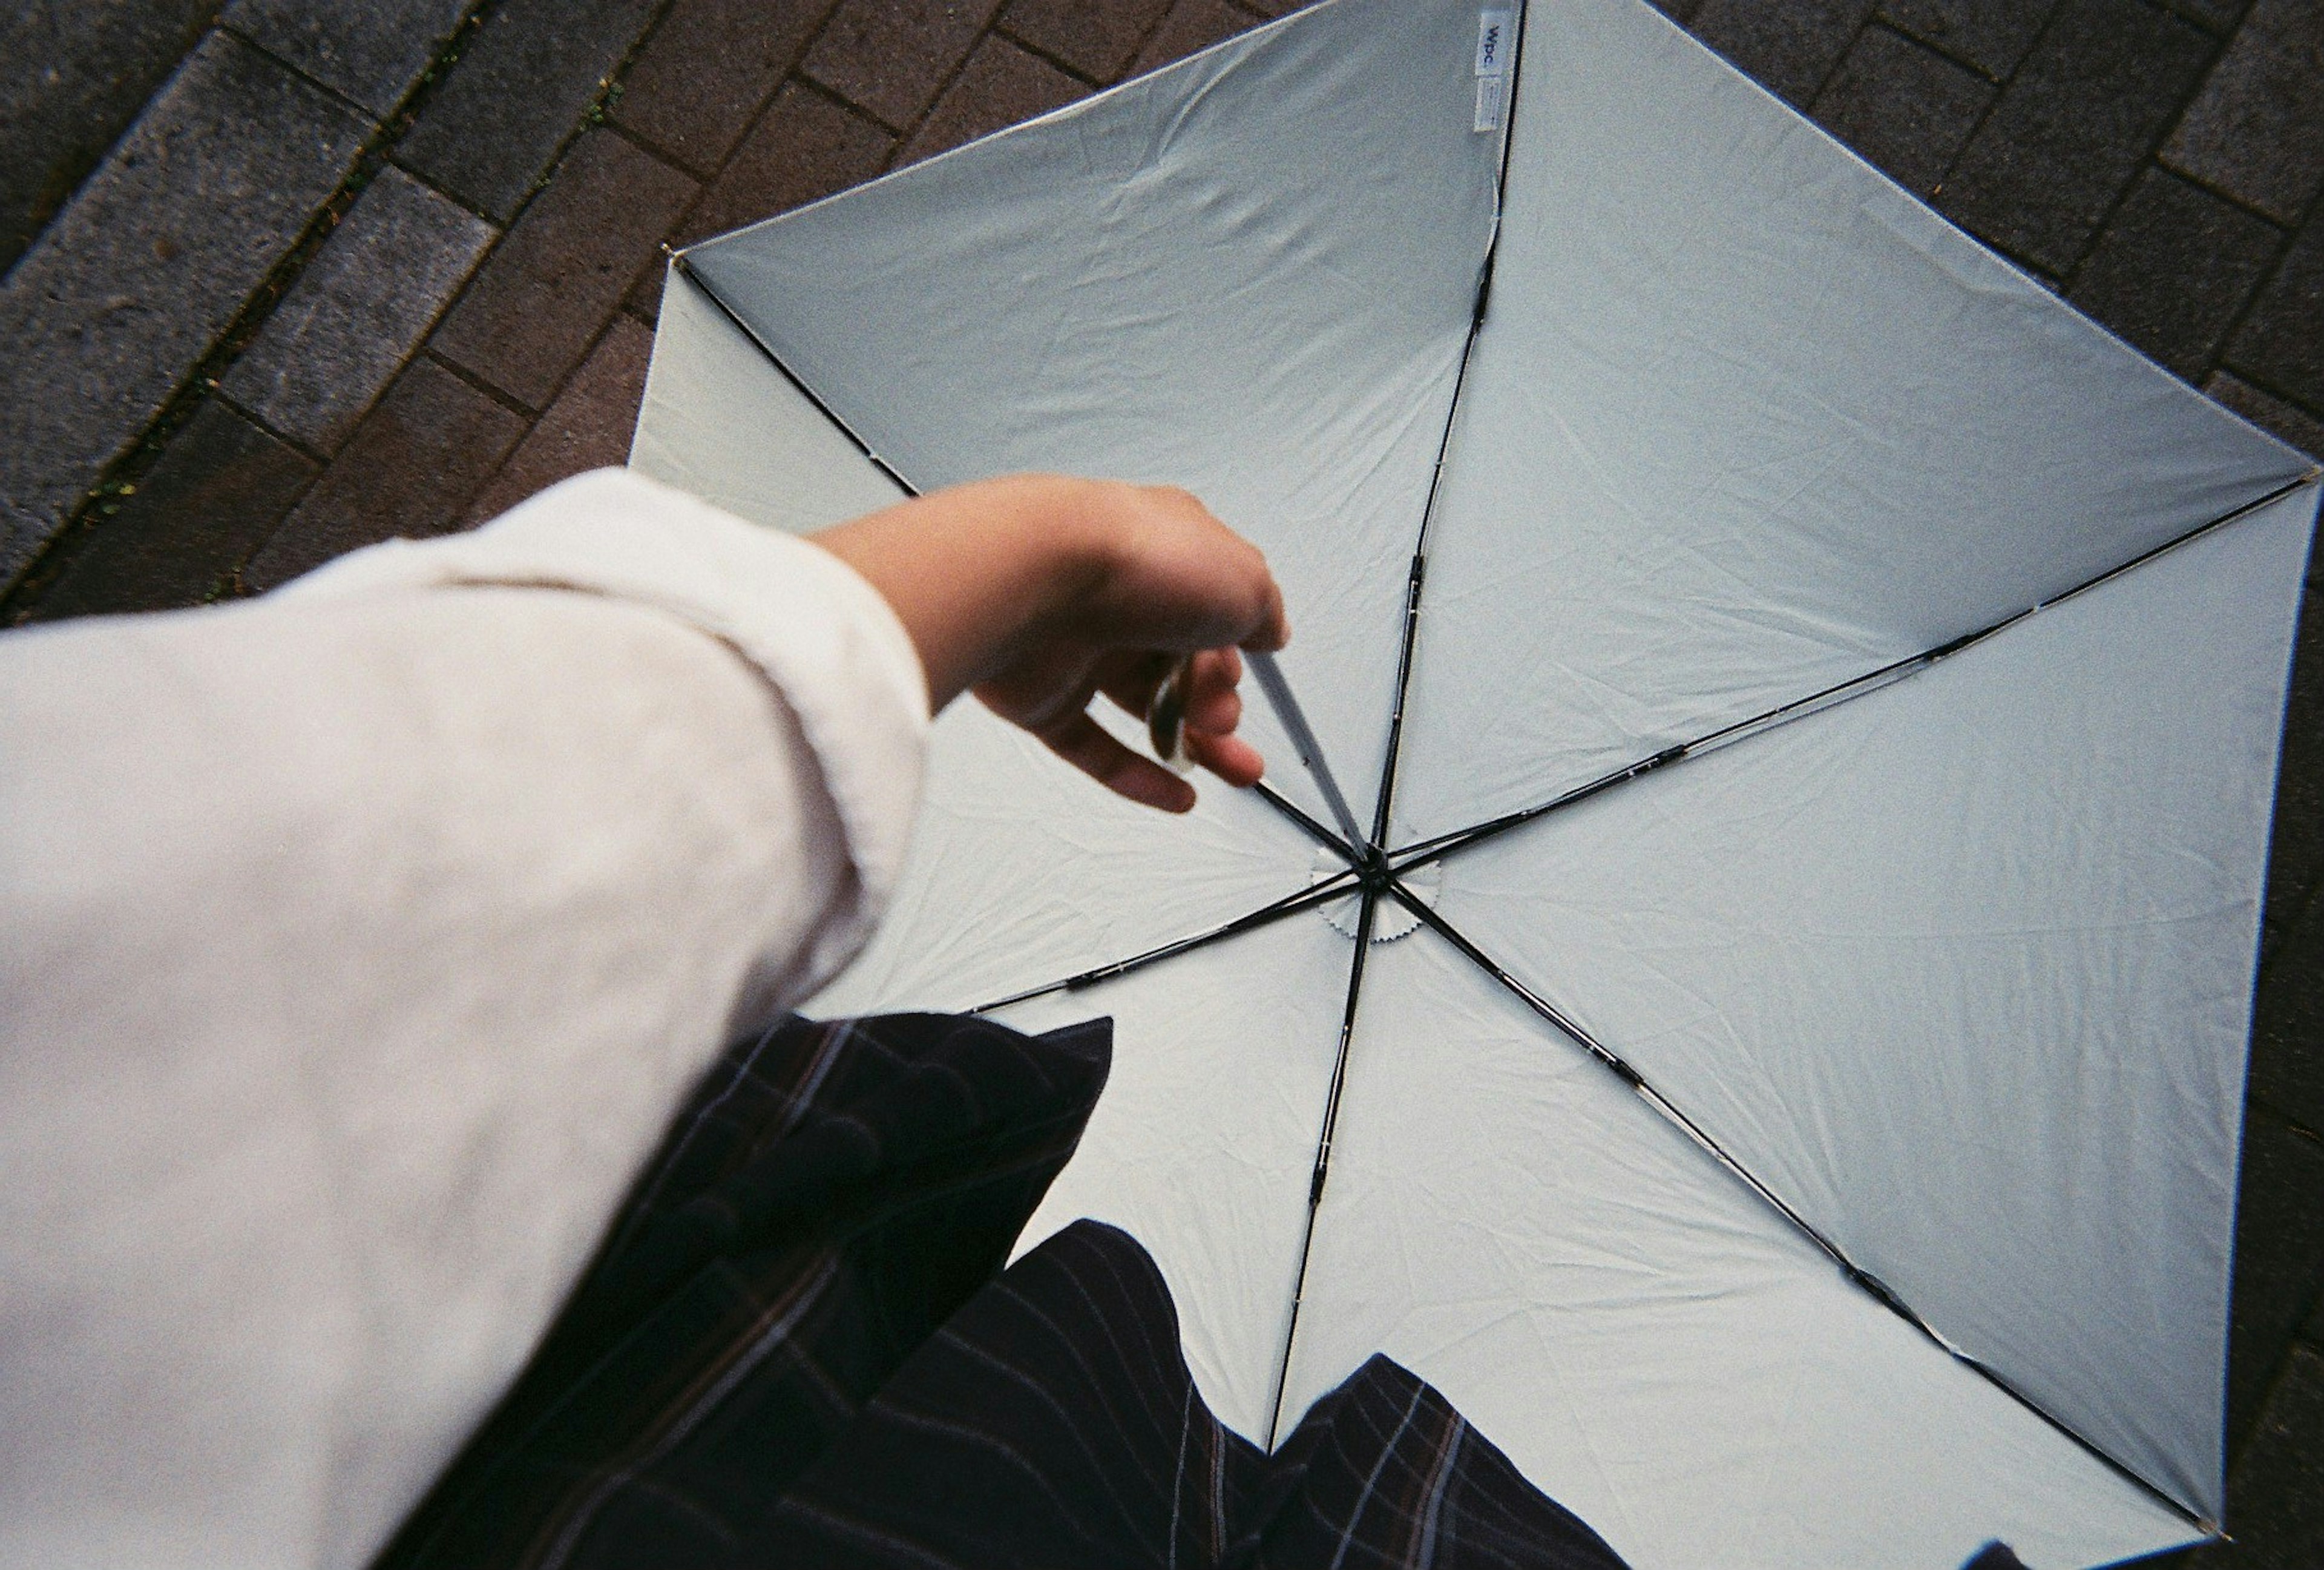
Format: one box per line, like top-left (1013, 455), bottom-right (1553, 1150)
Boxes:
top-left (810, 476), bottom-right (1287, 812)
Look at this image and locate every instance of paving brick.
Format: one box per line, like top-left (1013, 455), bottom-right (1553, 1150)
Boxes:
top-left (2208, 373), bottom-right (2324, 464)
top-left (2066, 168), bottom-right (2282, 381)
top-left (2167, 0), bottom-right (2253, 34)
top-left (2215, 1344), bottom-right (2324, 1566)
top-left (2253, 866), bottom-right (2324, 1138)
top-left (242, 356), bottom-right (525, 591)
top-left (395, 0), bottom-right (659, 223)
top-left (1689, 0), bottom-right (1875, 109)
top-left (801, 0), bottom-right (1004, 130)
top-left (433, 128), bottom-right (696, 412)
top-left (0, 0), bottom-right (213, 273)
top-left (1940, 0), bottom-right (2215, 275)
top-left (1129, 0), bottom-right (1258, 74)
top-left (2260, 590), bottom-right (2324, 959)
top-left (2222, 1109), bottom-right (2324, 1447)
top-left (225, 0), bottom-right (471, 117)
top-left (675, 84), bottom-right (896, 248)
top-left (223, 166), bottom-right (496, 454)
top-left (1876, 0), bottom-right (2057, 79)
top-left (0, 31), bottom-right (371, 588)
top-left (13, 398), bottom-right (316, 623)
top-left (2230, 219), bottom-right (2324, 413)
top-left (634, 82), bottom-right (893, 323)
top-left (2165, 0), bottom-right (2324, 228)
top-left (1812, 24), bottom-right (1992, 195)
top-left (464, 316), bottom-right (654, 522)
top-left (615, 0), bottom-right (838, 176)
top-left (1002, 0), bottom-right (1170, 81)
top-left (898, 33), bottom-right (1089, 166)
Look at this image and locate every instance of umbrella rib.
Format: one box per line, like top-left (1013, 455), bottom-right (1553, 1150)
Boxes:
top-left (1252, 778), bottom-right (1364, 864)
top-left (961, 871), bottom-right (1362, 1014)
top-left (1367, 274), bottom-right (1487, 853)
top-left (1389, 470), bottom-right (2322, 873)
top-left (1365, 11), bottom-right (1528, 852)
top-left (1266, 885), bottom-right (1380, 1451)
top-left (667, 251), bottom-right (920, 496)
top-left (1386, 878), bottom-right (2215, 1533)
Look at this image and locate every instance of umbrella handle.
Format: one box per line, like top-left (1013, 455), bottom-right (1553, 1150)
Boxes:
top-left (1146, 655), bottom-right (1196, 775)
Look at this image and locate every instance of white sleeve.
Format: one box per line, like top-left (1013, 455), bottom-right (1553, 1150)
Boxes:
top-left (0, 468), bottom-right (929, 1570)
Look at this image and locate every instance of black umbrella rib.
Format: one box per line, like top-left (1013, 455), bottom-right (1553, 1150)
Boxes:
top-left (1365, 15), bottom-right (1529, 854)
top-left (668, 251), bottom-right (920, 497)
top-left (1387, 878), bottom-right (2214, 1534)
top-left (1391, 469), bottom-right (2323, 873)
top-left (1252, 778), bottom-right (1364, 863)
top-left (1265, 885), bottom-right (1380, 1450)
top-left (963, 870), bottom-right (1362, 1014)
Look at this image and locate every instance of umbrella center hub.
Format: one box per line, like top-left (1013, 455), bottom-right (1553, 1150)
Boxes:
top-left (1311, 848), bottom-right (1437, 943)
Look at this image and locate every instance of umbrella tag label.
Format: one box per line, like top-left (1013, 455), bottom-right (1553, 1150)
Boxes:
top-left (1474, 10), bottom-right (1513, 77)
top-left (1473, 10), bottom-right (1512, 131)
top-left (1474, 76), bottom-right (1506, 133)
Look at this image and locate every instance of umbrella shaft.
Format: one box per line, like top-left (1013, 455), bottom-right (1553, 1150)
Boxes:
top-left (1247, 651), bottom-right (1370, 853)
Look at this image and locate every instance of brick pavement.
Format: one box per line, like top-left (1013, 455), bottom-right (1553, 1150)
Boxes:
top-left (0, 0), bottom-right (2319, 1558)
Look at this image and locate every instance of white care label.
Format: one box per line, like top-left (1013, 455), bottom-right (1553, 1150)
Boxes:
top-left (1473, 8), bottom-right (1513, 131)
top-left (1474, 77), bottom-right (1505, 133)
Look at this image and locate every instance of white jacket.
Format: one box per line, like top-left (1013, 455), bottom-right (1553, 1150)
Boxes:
top-left (0, 469), bottom-right (930, 1570)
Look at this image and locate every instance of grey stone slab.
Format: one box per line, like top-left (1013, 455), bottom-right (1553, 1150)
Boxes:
top-left (2067, 167), bottom-right (2283, 381)
top-left (242, 354), bottom-right (526, 590)
top-left (1940, 0), bottom-right (2216, 275)
top-left (1811, 23), bottom-right (1993, 195)
top-left (223, 166), bottom-right (496, 453)
top-left (1689, 0), bottom-right (1876, 109)
top-left (0, 0), bottom-right (214, 274)
top-left (225, 0), bottom-right (473, 117)
top-left (2165, 0), bottom-right (2324, 226)
top-left (1877, 0), bottom-right (2058, 79)
top-left (0, 31), bottom-right (372, 588)
top-left (2223, 1109), bottom-right (2324, 1447)
top-left (395, 0), bottom-right (660, 222)
top-left (2216, 1344), bottom-right (2324, 1566)
top-left (2231, 218), bottom-right (2324, 413)
top-left (10, 398), bottom-right (316, 623)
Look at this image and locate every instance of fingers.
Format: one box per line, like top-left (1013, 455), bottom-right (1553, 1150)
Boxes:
top-left (1036, 709), bottom-right (1199, 813)
top-left (1187, 727), bottom-right (1265, 789)
top-left (1182, 647), bottom-right (1243, 735)
top-left (1087, 646), bottom-right (1261, 793)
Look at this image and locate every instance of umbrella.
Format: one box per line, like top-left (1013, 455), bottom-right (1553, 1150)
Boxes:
top-left (627, 0), bottom-right (2322, 1563)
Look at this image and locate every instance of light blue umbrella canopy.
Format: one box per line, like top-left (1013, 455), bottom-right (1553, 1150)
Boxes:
top-left (631, 1), bottom-right (2322, 1562)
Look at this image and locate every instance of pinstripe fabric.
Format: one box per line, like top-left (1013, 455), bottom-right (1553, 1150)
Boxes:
top-left (764, 1220), bottom-right (1630, 1569)
top-left (372, 1011), bottom-right (2026, 1570)
top-left (378, 1012), bottom-right (1111, 1570)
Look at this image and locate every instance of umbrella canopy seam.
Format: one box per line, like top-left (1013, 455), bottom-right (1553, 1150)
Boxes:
top-left (1391, 470), bottom-right (2323, 875)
